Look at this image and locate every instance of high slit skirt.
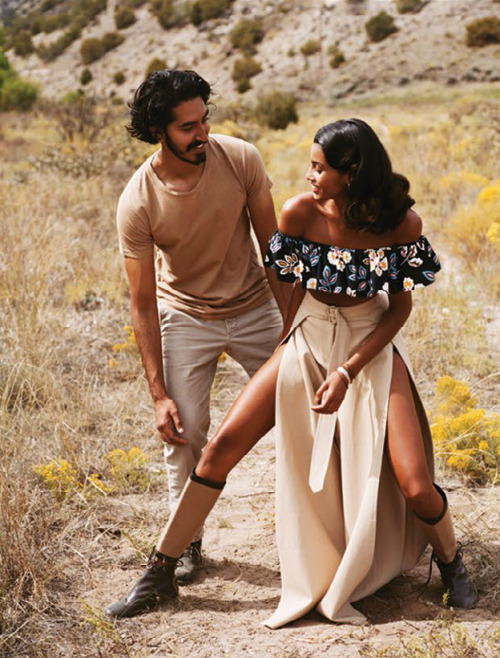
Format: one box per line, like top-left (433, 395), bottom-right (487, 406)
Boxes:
top-left (264, 292), bottom-right (434, 629)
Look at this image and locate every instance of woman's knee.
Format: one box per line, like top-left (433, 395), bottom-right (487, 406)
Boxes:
top-left (398, 475), bottom-right (435, 509)
top-left (197, 431), bottom-right (236, 480)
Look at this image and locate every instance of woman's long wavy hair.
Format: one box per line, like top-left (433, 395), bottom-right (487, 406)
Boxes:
top-left (314, 118), bottom-right (414, 233)
top-left (126, 69), bottom-right (212, 144)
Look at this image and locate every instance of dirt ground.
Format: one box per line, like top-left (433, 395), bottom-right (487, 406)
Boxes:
top-left (81, 357), bottom-right (500, 658)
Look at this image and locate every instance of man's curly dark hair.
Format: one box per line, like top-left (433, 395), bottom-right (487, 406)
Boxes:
top-left (126, 69), bottom-right (212, 144)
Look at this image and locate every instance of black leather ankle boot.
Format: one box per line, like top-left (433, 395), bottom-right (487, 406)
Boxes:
top-left (105, 548), bottom-right (179, 619)
top-left (433, 544), bottom-right (477, 609)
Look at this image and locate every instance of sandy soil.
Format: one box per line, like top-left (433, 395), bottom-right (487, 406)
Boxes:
top-left (80, 356), bottom-right (500, 658)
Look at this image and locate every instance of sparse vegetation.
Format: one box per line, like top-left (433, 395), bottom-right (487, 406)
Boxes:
top-left (80, 32), bottom-right (124, 65)
top-left (115, 5), bottom-right (137, 29)
top-left (149, 0), bottom-right (188, 29)
top-left (328, 44), bottom-right (346, 68)
top-left (395, 0), bottom-right (424, 13)
top-left (11, 29), bottom-right (35, 57)
top-left (465, 16), bottom-right (500, 47)
top-left (190, 0), bottom-right (235, 26)
top-left (254, 90), bottom-right (298, 130)
top-left (365, 11), bottom-right (398, 43)
top-left (0, 47), bottom-right (38, 111)
top-left (80, 67), bottom-right (93, 85)
top-left (231, 56), bottom-right (262, 93)
top-left (113, 70), bottom-right (126, 84)
top-left (33, 0), bottom-right (109, 62)
top-left (230, 18), bottom-right (264, 55)
top-left (145, 56), bottom-right (167, 76)
top-left (300, 39), bottom-right (321, 57)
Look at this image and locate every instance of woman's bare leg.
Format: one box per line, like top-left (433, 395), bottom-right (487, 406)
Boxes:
top-left (196, 344), bottom-right (286, 481)
top-left (385, 351), bottom-right (443, 519)
top-left (385, 352), bottom-right (477, 608)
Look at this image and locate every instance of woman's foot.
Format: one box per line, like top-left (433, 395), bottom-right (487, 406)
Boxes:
top-left (433, 545), bottom-right (477, 609)
top-left (105, 548), bottom-right (179, 619)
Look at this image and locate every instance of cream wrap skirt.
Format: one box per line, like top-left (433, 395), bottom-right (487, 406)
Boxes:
top-left (265, 292), bottom-right (434, 629)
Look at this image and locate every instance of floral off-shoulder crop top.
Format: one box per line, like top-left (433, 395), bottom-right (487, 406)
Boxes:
top-left (264, 230), bottom-right (441, 297)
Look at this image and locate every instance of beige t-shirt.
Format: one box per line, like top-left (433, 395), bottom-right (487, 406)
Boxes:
top-left (117, 134), bottom-right (273, 319)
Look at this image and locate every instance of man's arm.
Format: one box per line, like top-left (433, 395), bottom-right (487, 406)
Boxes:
top-left (246, 189), bottom-right (292, 318)
top-left (124, 255), bottom-right (187, 445)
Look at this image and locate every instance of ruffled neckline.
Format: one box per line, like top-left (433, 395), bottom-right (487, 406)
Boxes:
top-left (264, 230), bottom-right (441, 297)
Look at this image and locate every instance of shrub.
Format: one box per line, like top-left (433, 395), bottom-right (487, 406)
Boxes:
top-left (231, 56), bottom-right (262, 93)
top-left (115, 6), bottom-right (137, 29)
top-left (113, 70), bottom-right (126, 84)
top-left (80, 68), bottom-right (93, 85)
top-left (80, 32), bottom-right (124, 65)
top-left (328, 45), bottom-right (345, 68)
top-left (255, 90), bottom-right (298, 130)
top-left (395, 0), bottom-right (423, 13)
top-left (0, 76), bottom-right (38, 111)
top-left (365, 11), bottom-right (398, 43)
top-left (431, 376), bottom-right (500, 484)
top-left (300, 39), bottom-right (320, 57)
top-left (0, 50), bottom-right (9, 70)
top-left (80, 37), bottom-right (105, 64)
top-left (190, 0), bottom-right (234, 26)
top-left (465, 16), bottom-right (500, 47)
top-left (12, 30), bottom-right (35, 57)
top-left (101, 31), bottom-right (125, 51)
top-left (145, 57), bottom-right (167, 77)
top-left (230, 18), bottom-right (264, 55)
top-left (149, 0), bottom-right (188, 29)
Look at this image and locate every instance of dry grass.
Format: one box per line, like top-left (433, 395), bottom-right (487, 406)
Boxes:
top-left (0, 86), bottom-right (499, 656)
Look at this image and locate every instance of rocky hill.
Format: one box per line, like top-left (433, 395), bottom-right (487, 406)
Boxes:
top-left (4, 0), bottom-right (500, 105)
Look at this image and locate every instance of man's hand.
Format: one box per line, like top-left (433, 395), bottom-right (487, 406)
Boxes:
top-left (154, 397), bottom-right (187, 445)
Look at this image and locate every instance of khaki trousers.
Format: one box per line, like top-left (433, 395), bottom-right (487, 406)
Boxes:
top-left (158, 298), bottom-right (282, 537)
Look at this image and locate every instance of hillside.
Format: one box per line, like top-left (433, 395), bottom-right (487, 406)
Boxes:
top-left (4, 0), bottom-right (500, 105)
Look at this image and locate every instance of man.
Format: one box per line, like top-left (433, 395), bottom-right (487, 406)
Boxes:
top-left (115, 69), bottom-right (288, 584)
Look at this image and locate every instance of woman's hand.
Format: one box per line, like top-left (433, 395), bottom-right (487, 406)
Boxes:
top-left (311, 371), bottom-right (348, 414)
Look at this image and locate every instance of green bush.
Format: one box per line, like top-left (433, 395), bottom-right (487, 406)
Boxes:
top-left (255, 90), bottom-right (298, 130)
top-left (80, 68), bottom-right (93, 85)
top-left (0, 50), bottom-right (9, 71)
top-left (40, 13), bottom-right (72, 33)
top-left (12, 30), bottom-right (35, 57)
top-left (466, 16), bottom-right (500, 47)
top-left (365, 11), bottom-right (398, 43)
top-left (190, 0), bottom-right (234, 26)
top-left (115, 6), bottom-right (137, 29)
top-left (300, 39), bottom-right (320, 57)
top-left (101, 31), bottom-right (125, 51)
top-left (231, 56), bottom-right (262, 93)
top-left (149, 0), bottom-right (188, 29)
top-left (395, 0), bottom-right (423, 13)
top-left (145, 57), bottom-right (167, 77)
top-left (113, 70), bottom-right (126, 84)
top-left (80, 38), bottom-right (106, 65)
top-left (230, 18), bottom-right (264, 55)
top-left (0, 76), bottom-right (38, 111)
top-left (327, 45), bottom-right (345, 68)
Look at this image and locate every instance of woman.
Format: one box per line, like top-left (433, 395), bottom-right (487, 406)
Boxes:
top-left (106, 119), bottom-right (476, 624)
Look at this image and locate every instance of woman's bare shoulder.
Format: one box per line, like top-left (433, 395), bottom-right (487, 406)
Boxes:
top-left (278, 193), bottom-right (314, 236)
top-left (393, 208), bottom-right (423, 243)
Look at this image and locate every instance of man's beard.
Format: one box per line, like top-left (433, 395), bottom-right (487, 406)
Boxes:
top-left (165, 134), bottom-right (207, 165)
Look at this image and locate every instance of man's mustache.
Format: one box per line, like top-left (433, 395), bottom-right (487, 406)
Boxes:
top-left (187, 140), bottom-right (208, 151)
